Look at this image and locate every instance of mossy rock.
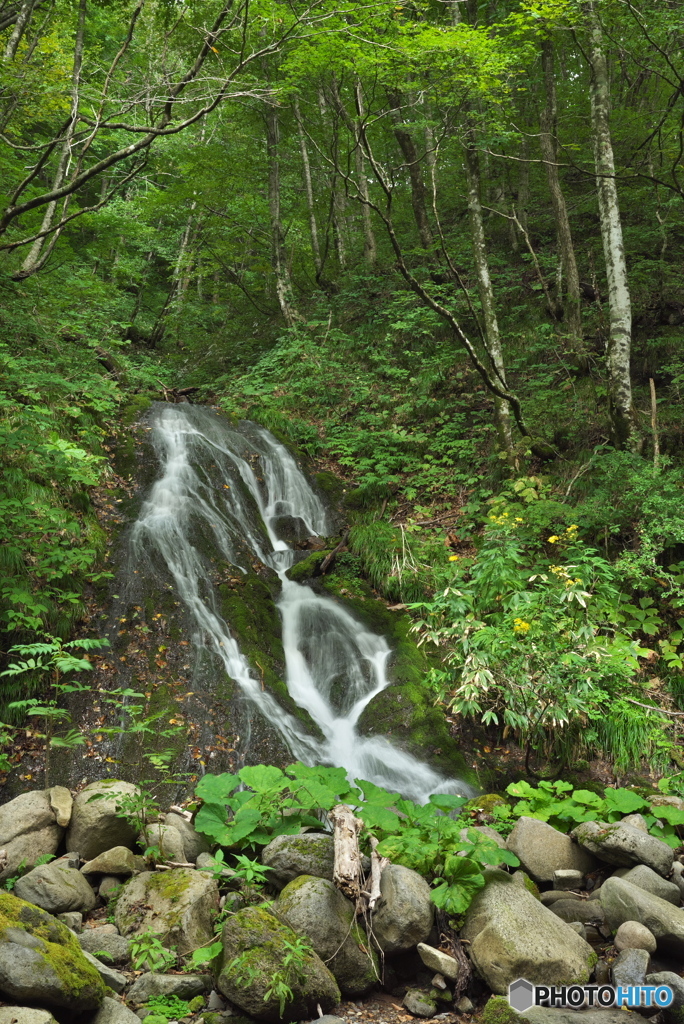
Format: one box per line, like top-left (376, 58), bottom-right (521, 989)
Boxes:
top-left (483, 995), bottom-right (533, 1024)
top-left (0, 892), bottom-right (106, 1011)
top-left (465, 794), bottom-right (510, 814)
top-left (115, 869), bottom-right (219, 954)
top-left (215, 905), bottom-right (340, 1023)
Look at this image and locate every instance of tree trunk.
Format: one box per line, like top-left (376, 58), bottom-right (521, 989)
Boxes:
top-left (354, 81), bottom-right (377, 266)
top-left (265, 102), bottom-right (299, 327)
top-left (2, 0), bottom-right (36, 63)
top-left (14, 0), bottom-right (85, 279)
top-left (294, 97), bottom-right (322, 277)
top-left (586, 2), bottom-right (636, 447)
top-left (388, 90), bottom-right (434, 253)
top-left (463, 140), bottom-right (515, 462)
top-left (540, 35), bottom-right (583, 355)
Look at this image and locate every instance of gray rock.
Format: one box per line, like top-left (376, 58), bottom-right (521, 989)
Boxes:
top-left (260, 832), bottom-right (334, 889)
top-left (416, 943), bottom-right (459, 981)
top-left (547, 899), bottom-right (605, 925)
top-left (612, 947), bottom-right (649, 987)
top-left (431, 972), bottom-right (447, 990)
top-left (566, 923), bottom-right (587, 939)
top-left (371, 864), bottom-right (434, 954)
top-left (276, 874), bottom-right (379, 997)
top-left (140, 824), bottom-right (185, 863)
top-left (600, 876), bottom-right (684, 954)
top-left (571, 821), bottom-right (674, 877)
top-left (649, 795), bottom-right (684, 811)
top-left (553, 869), bottom-right (583, 890)
top-left (507, 817), bottom-right (597, 884)
top-left (127, 971), bottom-right (209, 1002)
top-left (66, 780), bottom-right (141, 860)
top-left (614, 920), bottom-right (657, 954)
top-left (79, 928), bottom-right (132, 965)
top-left (0, 1011), bottom-right (58, 1024)
top-left (207, 990), bottom-right (226, 1009)
top-left (82, 948), bottom-right (127, 993)
top-left (165, 812), bottom-right (212, 862)
top-left (57, 911), bottom-right (82, 931)
top-left (521, 1008), bottom-right (644, 1024)
top-left (81, 846), bottom-right (137, 877)
top-left (216, 905), bottom-right (340, 1022)
top-left (115, 868), bottom-right (219, 954)
top-left (310, 1017), bottom-right (346, 1024)
top-left (90, 997), bottom-right (144, 1024)
top-left (645, 972), bottom-right (684, 1011)
top-left (540, 891), bottom-right (582, 906)
top-left (0, 790), bottom-right (64, 882)
top-left (461, 868), bottom-right (595, 994)
top-left (621, 814), bottom-right (649, 832)
top-left (404, 988), bottom-right (438, 1018)
top-left (456, 997), bottom-right (474, 1014)
top-left (616, 864), bottom-right (681, 905)
top-left (0, 892), bottom-right (106, 1010)
top-left (99, 876), bottom-right (124, 901)
top-left (14, 861), bottom-right (97, 914)
top-left (458, 825), bottom-right (507, 848)
top-left (195, 852), bottom-right (238, 884)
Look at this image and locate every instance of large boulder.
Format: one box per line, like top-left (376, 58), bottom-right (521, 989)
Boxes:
top-left (215, 905), bottom-right (341, 1023)
top-left (127, 972), bottom-right (209, 1002)
top-left (461, 869), bottom-right (596, 994)
top-left (78, 928), bottom-right (131, 965)
top-left (0, 790), bottom-right (66, 882)
top-left (140, 824), bottom-right (185, 863)
top-left (506, 818), bottom-right (597, 884)
top-left (371, 864), bottom-right (434, 954)
top-left (571, 821), bottom-right (673, 877)
top-left (0, 1011), bottom-right (58, 1024)
top-left (90, 997), bottom-right (144, 1024)
top-left (276, 874), bottom-right (379, 996)
top-left (80, 847), bottom-right (137, 877)
top-left (261, 833), bottom-right (334, 890)
top-left (114, 868), bottom-right (219, 954)
top-left (66, 780), bottom-right (141, 860)
top-left (164, 812), bottom-right (212, 862)
top-left (0, 892), bottom-right (106, 1011)
top-left (14, 861), bottom-right (97, 915)
top-left (616, 865), bottom-right (681, 905)
top-left (599, 876), bottom-right (684, 955)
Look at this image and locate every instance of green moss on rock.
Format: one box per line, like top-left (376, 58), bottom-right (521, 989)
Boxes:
top-left (483, 995), bottom-right (532, 1024)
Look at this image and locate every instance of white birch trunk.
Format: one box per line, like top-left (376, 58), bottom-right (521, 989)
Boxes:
top-left (587, 2), bottom-right (635, 447)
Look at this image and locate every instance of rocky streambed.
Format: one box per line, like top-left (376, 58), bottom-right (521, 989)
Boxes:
top-left (0, 781), bottom-right (684, 1024)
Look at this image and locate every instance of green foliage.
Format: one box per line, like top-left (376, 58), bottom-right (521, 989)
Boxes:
top-left (194, 763), bottom-right (519, 916)
top-left (228, 935), bottom-right (314, 1017)
top-left (142, 994), bottom-right (192, 1021)
top-left (128, 931), bottom-right (177, 973)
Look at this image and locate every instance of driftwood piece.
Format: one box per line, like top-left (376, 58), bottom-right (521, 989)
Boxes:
top-left (331, 803), bottom-right (363, 902)
top-left (368, 835), bottom-right (389, 912)
top-left (317, 532), bottom-right (349, 576)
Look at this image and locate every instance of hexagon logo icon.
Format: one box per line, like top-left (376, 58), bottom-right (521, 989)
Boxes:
top-left (509, 978), bottom-right (535, 1013)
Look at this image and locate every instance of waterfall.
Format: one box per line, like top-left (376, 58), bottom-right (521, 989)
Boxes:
top-left (131, 404), bottom-right (471, 802)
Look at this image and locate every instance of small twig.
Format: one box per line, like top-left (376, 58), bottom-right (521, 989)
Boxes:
top-left (624, 697), bottom-right (684, 717)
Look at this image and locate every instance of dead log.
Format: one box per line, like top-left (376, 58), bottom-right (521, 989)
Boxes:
top-left (330, 803), bottom-right (363, 903)
top-left (316, 532), bottom-right (349, 576)
top-left (368, 835), bottom-right (389, 912)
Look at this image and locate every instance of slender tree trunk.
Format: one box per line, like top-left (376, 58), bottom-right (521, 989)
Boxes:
top-left (294, 97), bottom-right (322, 277)
top-left (265, 103), bottom-right (299, 326)
top-left (463, 140), bottom-right (515, 461)
top-left (354, 81), bottom-right (376, 266)
top-left (3, 0), bottom-right (36, 62)
top-left (174, 200), bottom-right (197, 299)
top-left (586, 2), bottom-right (636, 447)
top-left (387, 90), bottom-right (434, 253)
top-left (540, 35), bottom-right (583, 355)
top-left (14, 0), bottom-right (85, 279)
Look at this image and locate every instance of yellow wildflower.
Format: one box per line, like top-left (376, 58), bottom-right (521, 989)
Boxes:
top-left (548, 535), bottom-right (559, 543)
top-left (514, 517), bottom-right (523, 522)
top-left (449, 555), bottom-right (460, 561)
top-left (513, 618), bottom-right (531, 634)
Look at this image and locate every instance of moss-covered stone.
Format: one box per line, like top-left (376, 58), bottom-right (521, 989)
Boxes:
top-left (115, 869), bottom-right (219, 954)
top-left (0, 893), bottom-right (106, 1010)
top-left (483, 994), bottom-right (532, 1024)
top-left (465, 794), bottom-right (510, 814)
top-left (216, 905), bottom-right (340, 1023)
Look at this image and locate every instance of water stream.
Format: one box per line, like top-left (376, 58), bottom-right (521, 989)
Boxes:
top-left (131, 404), bottom-right (471, 802)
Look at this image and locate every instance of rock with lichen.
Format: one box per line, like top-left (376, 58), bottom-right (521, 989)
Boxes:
top-left (114, 868), bottom-right (218, 954)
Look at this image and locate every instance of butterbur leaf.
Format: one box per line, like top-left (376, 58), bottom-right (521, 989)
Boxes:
top-left (358, 804), bottom-right (401, 832)
top-left (228, 806), bottom-right (267, 844)
top-left (195, 772), bottom-right (240, 804)
top-left (239, 764), bottom-right (286, 792)
top-left (355, 778), bottom-right (401, 806)
top-left (649, 805), bottom-right (684, 826)
top-left (429, 793), bottom-right (468, 811)
top-left (194, 803), bottom-right (234, 845)
top-left (604, 788), bottom-right (648, 815)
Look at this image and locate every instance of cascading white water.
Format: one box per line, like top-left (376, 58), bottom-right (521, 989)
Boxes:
top-left (132, 404), bottom-right (472, 802)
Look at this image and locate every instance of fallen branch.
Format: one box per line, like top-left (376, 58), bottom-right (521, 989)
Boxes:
top-left (368, 835), bottom-right (389, 912)
top-left (331, 803), bottom-right (363, 903)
